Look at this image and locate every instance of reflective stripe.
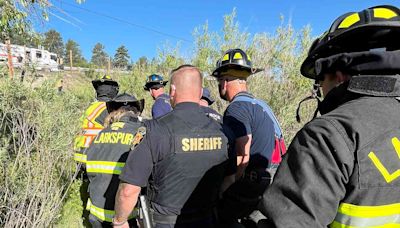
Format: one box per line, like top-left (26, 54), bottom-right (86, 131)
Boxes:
top-left (82, 101), bottom-right (106, 129)
top-left (74, 153), bottom-right (87, 163)
top-left (86, 199), bottom-right (138, 222)
top-left (86, 161), bottom-right (125, 174)
top-left (331, 203), bottom-right (400, 228)
top-left (87, 102), bottom-right (106, 121)
top-left (373, 8), bottom-right (398, 19)
top-left (83, 128), bottom-right (103, 136)
top-left (83, 136), bottom-right (94, 148)
top-left (338, 13), bottom-right (360, 29)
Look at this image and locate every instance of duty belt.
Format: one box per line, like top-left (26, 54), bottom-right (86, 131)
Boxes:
top-left (244, 167), bottom-right (274, 184)
top-left (150, 209), bottom-right (214, 225)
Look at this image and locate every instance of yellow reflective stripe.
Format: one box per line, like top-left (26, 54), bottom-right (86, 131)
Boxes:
top-left (222, 54), bottom-right (229, 61)
top-left (82, 102), bottom-right (106, 129)
top-left (338, 203), bottom-right (400, 218)
top-left (374, 8), bottom-right (398, 19)
top-left (86, 161), bottom-right (125, 174)
top-left (74, 153), bottom-right (87, 163)
top-left (87, 199), bottom-right (138, 222)
top-left (338, 13), bottom-right (360, 29)
top-left (331, 203), bottom-right (400, 228)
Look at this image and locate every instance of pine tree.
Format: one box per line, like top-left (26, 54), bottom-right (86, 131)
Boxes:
top-left (113, 45), bottom-right (130, 69)
top-left (91, 43), bottom-right (109, 68)
top-left (64, 39), bottom-right (87, 67)
top-left (43, 29), bottom-right (64, 57)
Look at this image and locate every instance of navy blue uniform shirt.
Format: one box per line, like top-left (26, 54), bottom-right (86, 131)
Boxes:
top-left (223, 92), bottom-right (275, 168)
top-left (152, 93), bottom-right (172, 119)
top-left (202, 106), bottom-right (222, 123)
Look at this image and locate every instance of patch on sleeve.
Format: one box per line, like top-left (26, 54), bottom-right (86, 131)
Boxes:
top-left (131, 126), bottom-right (147, 150)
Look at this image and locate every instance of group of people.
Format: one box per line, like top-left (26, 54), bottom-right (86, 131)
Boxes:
top-left (73, 5), bottom-right (400, 228)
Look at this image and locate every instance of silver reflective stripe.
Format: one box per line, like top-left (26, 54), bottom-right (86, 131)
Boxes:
top-left (335, 212), bottom-right (400, 227)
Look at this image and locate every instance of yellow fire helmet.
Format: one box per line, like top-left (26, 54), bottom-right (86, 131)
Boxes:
top-left (212, 48), bottom-right (263, 78)
top-left (301, 5), bottom-right (400, 80)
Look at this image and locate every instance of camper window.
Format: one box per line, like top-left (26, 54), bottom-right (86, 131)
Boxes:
top-left (36, 51), bottom-right (42, 58)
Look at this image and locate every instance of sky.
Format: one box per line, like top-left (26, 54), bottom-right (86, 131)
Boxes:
top-left (39, 0), bottom-right (400, 61)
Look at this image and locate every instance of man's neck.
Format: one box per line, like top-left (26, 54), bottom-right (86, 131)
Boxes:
top-left (228, 87), bottom-right (248, 102)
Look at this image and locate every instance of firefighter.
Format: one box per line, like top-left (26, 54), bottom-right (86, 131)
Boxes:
top-left (259, 5), bottom-right (400, 227)
top-left (74, 75), bottom-right (119, 163)
top-left (85, 93), bottom-right (144, 228)
top-left (113, 65), bottom-right (233, 228)
top-left (143, 74), bottom-right (172, 119)
top-left (73, 75), bottom-right (119, 226)
top-left (212, 48), bottom-right (286, 227)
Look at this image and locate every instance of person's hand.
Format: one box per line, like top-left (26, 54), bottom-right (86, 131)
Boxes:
top-left (112, 217), bottom-right (129, 228)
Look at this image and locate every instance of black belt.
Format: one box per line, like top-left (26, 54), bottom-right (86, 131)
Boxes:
top-left (152, 213), bottom-right (177, 224)
top-left (151, 209), bottom-right (214, 225)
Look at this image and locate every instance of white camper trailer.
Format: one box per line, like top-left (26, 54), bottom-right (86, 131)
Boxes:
top-left (0, 43), bottom-right (60, 71)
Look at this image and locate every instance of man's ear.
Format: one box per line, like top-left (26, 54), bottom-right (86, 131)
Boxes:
top-left (170, 84), bottom-right (176, 98)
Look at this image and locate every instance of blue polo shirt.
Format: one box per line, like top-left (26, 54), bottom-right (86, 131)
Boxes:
top-left (152, 93), bottom-right (172, 119)
top-left (223, 92), bottom-right (276, 168)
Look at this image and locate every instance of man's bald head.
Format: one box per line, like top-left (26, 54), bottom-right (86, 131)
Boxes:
top-left (169, 65), bottom-right (203, 107)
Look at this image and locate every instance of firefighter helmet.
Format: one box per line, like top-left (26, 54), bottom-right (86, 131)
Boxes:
top-left (212, 48), bottom-right (262, 78)
top-left (143, 74), bottom-right (168, 91)
top-left (301, 5), bottom-right (400, 79)
top-left (91, 75), bottom-right (119, 90)
top-left (106, 93), bottom-right (144, 113)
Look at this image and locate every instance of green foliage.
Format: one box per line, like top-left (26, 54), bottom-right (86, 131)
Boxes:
top-left (91, 42), bottom-right (109, 68)
top-left (0, 77), bottom-right (83, 227)
top-left (0, 0), bottom-right (46, 40)
top-left (43, 29), bottom-right (64, 57)
top-left (113, 45), bottom-right (130, 69)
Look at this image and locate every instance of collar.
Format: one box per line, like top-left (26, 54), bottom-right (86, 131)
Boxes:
top-left (173, 102), bottom-right (201, 111)
top-left (319, 81), bottom-right (362, 115)
top-left (157, 93), bottom-right (170, 99)
top-left (119, 113), bottom-right (140, 123)
top-left (232, 91), bottom-right (254, 101)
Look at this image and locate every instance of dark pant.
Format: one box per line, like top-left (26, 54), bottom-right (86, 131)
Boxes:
top-left (79, 171), bottom-right (91, 227)
top-left (218, 175), bottom-right (270, 227)
top-left (153, 212), bottom-right (216, 228)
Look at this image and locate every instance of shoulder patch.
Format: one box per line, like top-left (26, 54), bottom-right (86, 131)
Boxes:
top-left (131, 126), bottom-right (147, 150)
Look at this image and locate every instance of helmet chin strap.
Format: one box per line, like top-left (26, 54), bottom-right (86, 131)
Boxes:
top-left (296, 80), bottom-right (322, 123)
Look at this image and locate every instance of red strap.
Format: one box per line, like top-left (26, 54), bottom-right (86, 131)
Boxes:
top-left (271, 137), bottom-right (287, 164)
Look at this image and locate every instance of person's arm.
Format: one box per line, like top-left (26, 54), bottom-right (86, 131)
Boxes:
top-left (113, 183), bottom-right (141, 228)
top-left (235, 134), bottom-right (252, 180)
top-left (259, 119), bottom-right (354, 227)
top-left (115, 125), bottom-right (154, 226)
top-left (223, 103), bottom-right (252, 180)
top-left (152, 99), bottom-right (171, 119)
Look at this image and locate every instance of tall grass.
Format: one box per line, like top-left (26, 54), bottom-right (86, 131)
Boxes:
top-left (0, 76), bottom-right (83, 227)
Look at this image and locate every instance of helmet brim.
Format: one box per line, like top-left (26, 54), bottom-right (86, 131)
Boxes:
top-left (92, 79), bottom-right (119, 90)
top-left (107, 98), bottom-right (145, 113)
top-left (301, 22), bottom-right (400, 79)
top-left (212, 64), bottom-right (263, 78)
top-left (143, 81), bottom-right (168, 91)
